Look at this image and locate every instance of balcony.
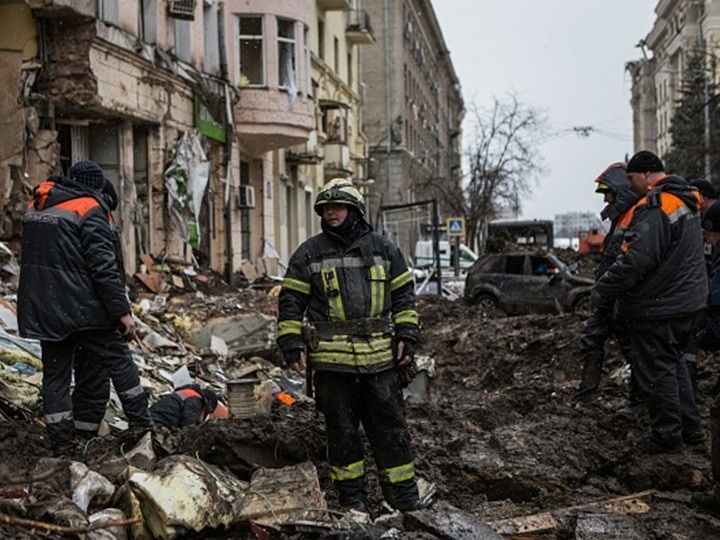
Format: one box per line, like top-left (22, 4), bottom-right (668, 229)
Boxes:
top-left (317, 0), bottom-right (351, 11)
top-left (346, 10), bottom-right (375, 44)
top-left (234, 89), bottom-right (314, 156)
top-left (323, 142), bottom-right (352, 179)
top-left (286, 131), bottom-right (322, 165)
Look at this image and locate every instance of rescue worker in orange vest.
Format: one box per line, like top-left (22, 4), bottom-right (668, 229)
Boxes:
top-left (573, 162), bottom-right (642, 408)
top-left (592, 151), bottom-right (707, 453)
top-left (17, 160), bottom-right (153, 453)
top-left (276, 178), bottom-right (423, 514)
top-left (150, 384), bottom-right (219, 428)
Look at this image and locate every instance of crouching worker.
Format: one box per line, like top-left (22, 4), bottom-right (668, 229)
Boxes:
top-left (276, 178), bottom-right (424, 515)
top-left (150, 385), bottom-right (219, 428)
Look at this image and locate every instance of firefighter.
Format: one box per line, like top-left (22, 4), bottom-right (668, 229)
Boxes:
top-left (150, 385), bottom-right (219, 428)
top-left (276, 178), bottom-right (423, 513)
top-left (573, 162), bottom-right (642, 408)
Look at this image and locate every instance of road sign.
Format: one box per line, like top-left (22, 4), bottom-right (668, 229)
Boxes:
top-left (447, 217), bottom-right (465, 236)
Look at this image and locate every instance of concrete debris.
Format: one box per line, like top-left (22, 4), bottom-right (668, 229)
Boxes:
top-left (239, 461), bottom-right (326, 525)
top-left (70, 462), bottom-right (116, 513)
top-left (128, 454), bottom-right (248, 538)
top-left (403, 500), bottom-right (503, 539)
top-left (86, 508), bottom-right (129, 540)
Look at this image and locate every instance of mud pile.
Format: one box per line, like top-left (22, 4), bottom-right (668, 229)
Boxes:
top-left (1, 290), bottom-right (720, 538)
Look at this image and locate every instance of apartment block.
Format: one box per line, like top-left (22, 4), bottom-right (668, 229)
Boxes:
top-left (361, 0), bottom-right (464, 212)
top-left (629, 0), bottom-right (720, 158)
top-left (0, 0), bottom-right (383, 282)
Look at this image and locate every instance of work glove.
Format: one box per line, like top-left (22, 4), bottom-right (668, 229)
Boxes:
top-left (394, 340), bottom-right (418, 387)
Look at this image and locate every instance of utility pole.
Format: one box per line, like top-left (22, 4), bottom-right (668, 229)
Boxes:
top-left (697, 0), bottom-right (712, 182)
top-left (383, 0), bottom-right (392, 203)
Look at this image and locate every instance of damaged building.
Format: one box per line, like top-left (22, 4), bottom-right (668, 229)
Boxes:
top-left (0, 0), bottom-right (421, 281)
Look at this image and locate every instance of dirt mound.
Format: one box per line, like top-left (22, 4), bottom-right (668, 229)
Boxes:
top-left (1, 294), bottom-right (720, 538)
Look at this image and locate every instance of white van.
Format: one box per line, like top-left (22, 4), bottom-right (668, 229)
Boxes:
top-left (414, 240), bottom-right (478, 271)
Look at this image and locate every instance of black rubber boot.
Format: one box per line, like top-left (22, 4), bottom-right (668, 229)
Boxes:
top-left (48, 418), bottom-right (77, 456)
top-left (381, 478), bottom-right (423, 512)
top-left (335, 477), bottom-right (367, 511)
top-left (573, 353), bottom-right (604, 403)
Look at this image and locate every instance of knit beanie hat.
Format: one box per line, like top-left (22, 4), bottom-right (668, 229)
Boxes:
top-left (702, 200), bottom-right (720, 232)
top-left (201, 389), bottom-right (219, 414)
top-left (691, 179), bottom-right (718, 201)
top-left (626, 151), bottom-right (665, 173)
top-left (69, 160), bottom-right (107, 191)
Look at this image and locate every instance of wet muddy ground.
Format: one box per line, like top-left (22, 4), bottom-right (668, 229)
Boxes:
top-left (2, 291), bottom-right (720, 538)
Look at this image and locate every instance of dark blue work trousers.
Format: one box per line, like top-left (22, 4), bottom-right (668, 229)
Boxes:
top-left (627, 315), bottom-right (701, 445)
top-left (41, 327), bottom-right (151, 446)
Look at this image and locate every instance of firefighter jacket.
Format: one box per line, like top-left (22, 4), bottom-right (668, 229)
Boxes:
top-left (593, 174), bottom-right (708, 320)
top-left (18, 176), bottom-right (131, 340)
top-left (150, 386), bottom-right (209, 428)
top-left (697, 239), bottom-right (720, 351)
top-left (277, 223), bottom-right (419, 374)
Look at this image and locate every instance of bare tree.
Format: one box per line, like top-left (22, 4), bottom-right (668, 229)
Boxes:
top-left (427, 95), bottom-right (547, 250)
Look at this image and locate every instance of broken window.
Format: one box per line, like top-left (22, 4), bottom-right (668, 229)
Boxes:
top-left (175, 18), bottom-right (192, 63)
top-left (304, 25), bottom-right (312, 97)
top-left (98, 0), bottom-right (119, 26)
top-left (203, 0), bottom-right (220, 75)
top-left (138, 0), bottom-right (157, 44)
top-left (238, 16), bottom-right (265, 87)
top-left (505, 255), bottom-right (527, 276)
top-left (277, 18), bottom-right (297, 93)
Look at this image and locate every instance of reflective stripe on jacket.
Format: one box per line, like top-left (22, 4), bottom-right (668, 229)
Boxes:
top-left (18, 178), bottom-right (129, 340)
top-left (277, 228), bottom-right (419, 373)
top-left (594, 175), bottom-right (708, 320)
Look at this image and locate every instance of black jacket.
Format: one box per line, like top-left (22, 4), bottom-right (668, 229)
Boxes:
top-left (150, 385), bottom-right (209, 428)
top-left (593, 175), bottom-right (708, 320)
top-left (597, 166), bottom-right (639, 278)
top-left (18, 176), bottom-right (130, 340)
top-left (277, 222), bottom-right (419, 374)
top-left (697, 239), bottom-right (720, 350)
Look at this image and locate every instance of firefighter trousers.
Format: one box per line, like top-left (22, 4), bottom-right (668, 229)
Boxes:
top-left (314, 368), bottom-right (419, 510)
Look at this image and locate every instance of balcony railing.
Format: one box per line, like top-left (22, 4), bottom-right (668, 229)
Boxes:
top-left (346, 10), bottom-right (374, 44)
top-left (317, 0), bottom-right (351, 11)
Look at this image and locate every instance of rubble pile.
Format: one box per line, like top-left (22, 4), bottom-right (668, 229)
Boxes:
top-left (0, 250), bottom-right (719, 538)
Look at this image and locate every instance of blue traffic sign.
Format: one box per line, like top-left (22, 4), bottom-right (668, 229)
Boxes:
top-left (447, 217), bottom-right (465, 236)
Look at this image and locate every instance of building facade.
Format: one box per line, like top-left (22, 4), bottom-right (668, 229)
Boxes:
top-left (0, 0), bottom-right (386, 280)
top-left (361, 0), bottom-right (464, 216)
top-left (628, 0), bottom-right (720, 160)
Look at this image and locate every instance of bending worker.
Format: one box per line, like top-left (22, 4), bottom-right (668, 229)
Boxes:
top-left (150, 384), bottom-right (219, 428)
top-left (276, 178), bottom-right (424, 514)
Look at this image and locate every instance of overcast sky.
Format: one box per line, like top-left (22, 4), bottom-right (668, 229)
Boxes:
top-left (432, 1), bottom-right (658, 221)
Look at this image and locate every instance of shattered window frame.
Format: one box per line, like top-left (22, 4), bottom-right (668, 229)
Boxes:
top-left (237, 15), bottom-right (266, 87)
top-left (277, 17), bottom-right (298, 92)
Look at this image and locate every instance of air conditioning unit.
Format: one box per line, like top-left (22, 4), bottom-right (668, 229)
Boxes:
top-left (168, 0), bottom-right (196, 20)
top-left (237, 185), bottom-right (256, 209)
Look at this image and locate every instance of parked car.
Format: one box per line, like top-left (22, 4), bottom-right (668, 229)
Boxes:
top-left (463, 250), bottom-right (594, 316)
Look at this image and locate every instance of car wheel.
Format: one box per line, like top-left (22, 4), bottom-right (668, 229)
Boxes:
top-left (474, 293), bottom-right (501, 317)
top-left (572, 295), bottom-right (593, 317)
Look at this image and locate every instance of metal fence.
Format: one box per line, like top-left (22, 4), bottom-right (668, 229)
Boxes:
top-left (376, 199), bottom-right (446, 296)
